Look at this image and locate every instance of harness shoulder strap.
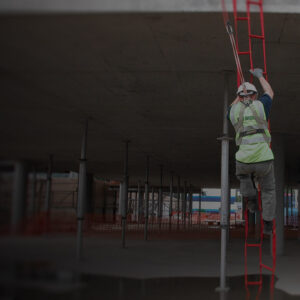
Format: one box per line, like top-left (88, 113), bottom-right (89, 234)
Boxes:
top-left (248, 103), bottom-right (268, 129)
top-left (233, 103), bottom-right (246, 132)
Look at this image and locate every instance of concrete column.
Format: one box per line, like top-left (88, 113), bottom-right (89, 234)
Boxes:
top-left (297, 189), bottom-right (300, 240)
top-left (286, 187), bottom-right (289, 225)
top-left (177, 176), bottom-right (180, 228)
top-left (137, 181), bottom-right (142, 222)
top-left (292, 189), bottom-right (296, 228)
top-left (144, 156), bottom-right (150, 240)
top-left (121, 141), bottom-right (129, 248)
top-left (118, 182), bottom-right (123, 216)
top-left (284, 187), bottom-right (287, 226)
top-left (113, 190), bottom-right (117, 222)
top-left (199, 190), bottom-right (202, 228)
top-left (290, 188), bottom-right (293, 223)
top-left (103, 183), bottom-right (107, 219)
top-left (28, 167), bottom-right (37, 217)
top-left (151, 187), bottom-right (155, 221)
top-left (76, 120), bottom-right (88, 260)
top-left (183, 181), bottom-right (187, 227)
top-left (11, 161), bottom-right (28, 233)
top-left (189, 184), bottom-right (193, 226)
top-left (272, 133), bottom-right (285, 256)
top-left (133, 190), bottom-right (137, 221)
top-left (169, 173), bottom-right (174, 230)
top-left (44, 154), bottom-right (53, 212)
top-left (158, 165), bottom-right (163, 230)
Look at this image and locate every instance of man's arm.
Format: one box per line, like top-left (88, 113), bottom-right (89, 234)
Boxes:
top-left (231, 96), bottom-right (240, 106)
top-left (259, 76), bottom-right (274, 99)
top-left (250, 68), bottom-right (274, 99)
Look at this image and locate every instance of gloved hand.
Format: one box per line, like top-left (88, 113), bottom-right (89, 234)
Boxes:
top-left (249, 68), bottom-right (263, 78)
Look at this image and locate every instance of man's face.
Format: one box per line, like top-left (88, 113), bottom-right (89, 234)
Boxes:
top-left (238, 93), bottom-right (257, 101)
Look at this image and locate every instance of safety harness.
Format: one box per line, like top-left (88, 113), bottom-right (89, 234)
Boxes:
top-left (230, 100), bottom-right (271, 146)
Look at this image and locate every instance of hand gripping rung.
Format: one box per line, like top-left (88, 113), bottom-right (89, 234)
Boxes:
top-left (247, 281), bottom-right (262, 285)
top-left (249, 34), bottom-right (264, 40)
top-left (261, 264), bottom-right (274, 272)
top-left (246, 243), bottom-right (261, 247)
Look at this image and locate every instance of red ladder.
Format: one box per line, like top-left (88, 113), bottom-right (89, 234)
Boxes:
top-left (232, 0), bottom-right (276, 290)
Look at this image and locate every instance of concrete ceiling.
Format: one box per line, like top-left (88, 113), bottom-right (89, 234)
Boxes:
top-left (0, 12), bottom-right (300, 187)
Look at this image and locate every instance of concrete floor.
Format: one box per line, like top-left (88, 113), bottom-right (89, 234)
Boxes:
top-left (0, 235), bottom-right (299, 299)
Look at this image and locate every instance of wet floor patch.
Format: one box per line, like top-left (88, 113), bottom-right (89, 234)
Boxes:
top-left (0, 263), bottom-right (299, 300)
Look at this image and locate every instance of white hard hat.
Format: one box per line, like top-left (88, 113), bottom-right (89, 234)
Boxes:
top-left (237, 82), bottom-right (258, 96)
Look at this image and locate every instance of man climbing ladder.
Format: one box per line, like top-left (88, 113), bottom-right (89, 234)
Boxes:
top-left (228, 68), bottom-right (275, 234)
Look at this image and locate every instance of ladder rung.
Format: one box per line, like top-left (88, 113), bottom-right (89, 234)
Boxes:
top-left (247, 1), bottom-right (261, 6)
top-left (238, 51), bottom-right (250, 55)
top-left (247, 281), bottom-right (262, 285)
top-left (261, 264), bottom-right (274, 272)
top-left (246, 243), bottom-right (261, 247)
top-left (236, 17), bottom-right (248, 21)
top-left (249, 34), bottom-right (264, 40)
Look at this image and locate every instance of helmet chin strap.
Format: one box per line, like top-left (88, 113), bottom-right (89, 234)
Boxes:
top-left (242, 98), bottom-right (252, 106)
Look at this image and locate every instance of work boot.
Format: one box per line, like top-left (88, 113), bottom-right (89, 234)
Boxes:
top-left (263, 220), bottom-right (273, 235)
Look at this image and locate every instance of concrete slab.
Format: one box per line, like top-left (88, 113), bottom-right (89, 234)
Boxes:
top-left (0, 236), bottom-right (299, 296)
top-left (0, 0), bottom-right (299, 14)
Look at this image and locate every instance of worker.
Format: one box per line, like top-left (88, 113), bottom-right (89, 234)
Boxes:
top-left (228, 68), bottom-right (275, 234)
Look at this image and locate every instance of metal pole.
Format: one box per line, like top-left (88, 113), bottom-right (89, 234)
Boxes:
top-left (216, 72), bottom-right (230, 292)
top-left (169, 173), bottom-right (174, 230)
top-left (45, 154), bottom-right (53, 212)
top-left (177, 176), bottom-right (180, 229)
top-left (76, 120), bottom-right (88, 260)
top-left (144, 156), bottom-right (150, 240)
top-left (121, 141), bottom-right (129, 248)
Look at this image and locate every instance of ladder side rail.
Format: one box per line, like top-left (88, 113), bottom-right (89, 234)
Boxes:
top-left (246, 0), bottom-right (254, 82)
top-left (247, 0), bottom-right (277, 279)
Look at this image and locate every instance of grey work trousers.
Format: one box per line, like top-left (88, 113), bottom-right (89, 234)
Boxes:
top-left (236, 160), bottom-right (276, 221)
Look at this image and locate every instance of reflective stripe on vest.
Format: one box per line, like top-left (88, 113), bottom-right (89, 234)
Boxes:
top-left (230, 100), bottom-right (271, 146)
